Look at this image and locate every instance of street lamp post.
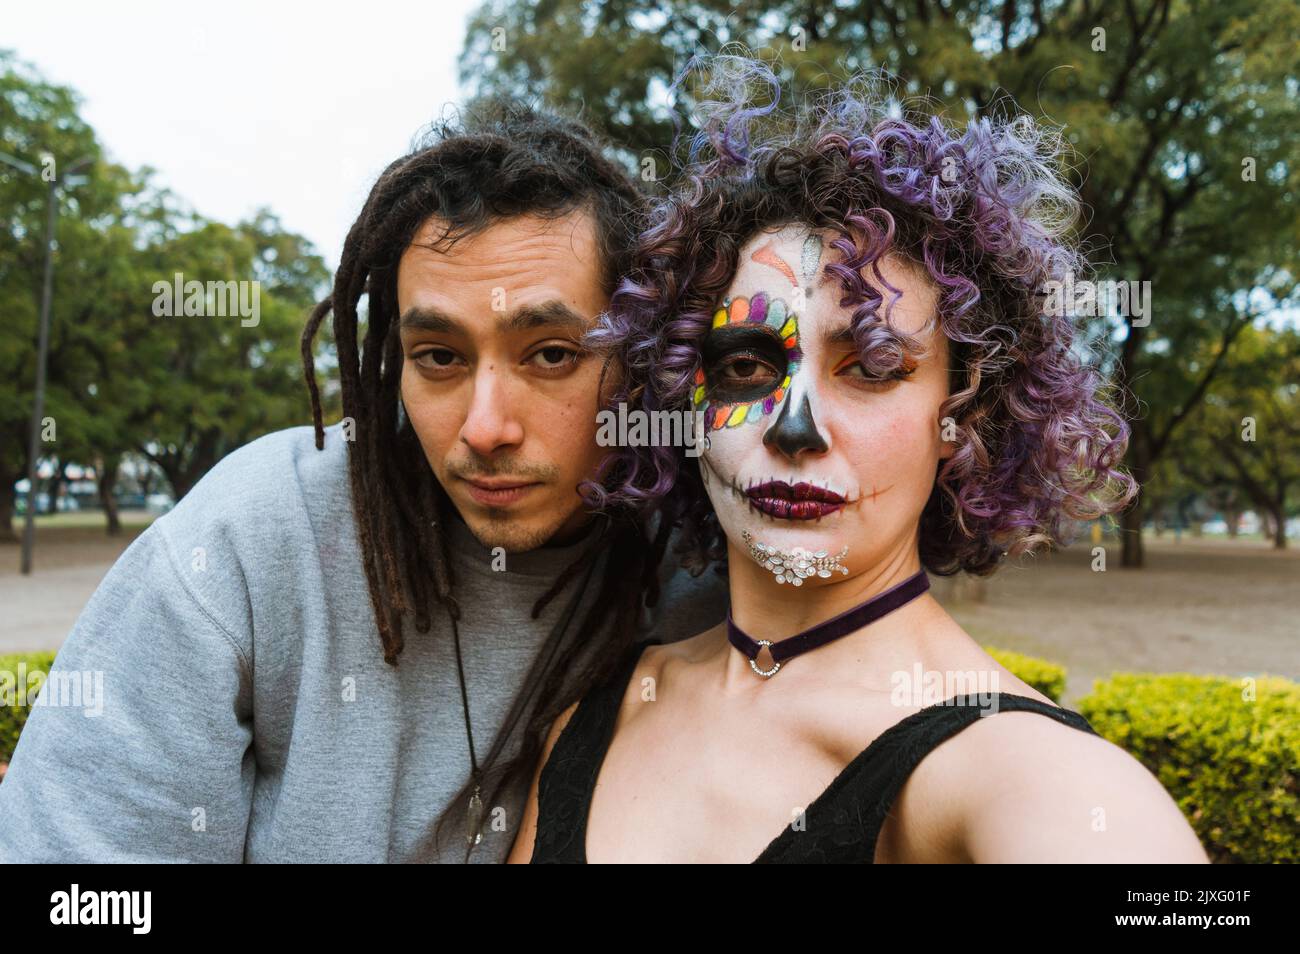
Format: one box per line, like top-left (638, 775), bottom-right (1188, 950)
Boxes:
top-left (0, 151), bottom-right (92, 574)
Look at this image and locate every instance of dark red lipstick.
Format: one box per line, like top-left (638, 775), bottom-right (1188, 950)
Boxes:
top-left (744, 480), bottom-right (846, 520)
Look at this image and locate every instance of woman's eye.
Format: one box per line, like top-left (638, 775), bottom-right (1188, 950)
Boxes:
top-left (703, 350), bottom-right (784, 404)
top-left (836, 359), bottom-right (915, 384)
top-left (529, 345), bottom-right (581, 371)
top-left (718, 354), bottom-right (779, 387)
top-left (411, 348), bottom-right (461, 370)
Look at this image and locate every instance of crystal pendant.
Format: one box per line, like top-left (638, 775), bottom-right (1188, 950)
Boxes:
top-left (466, 787), bottom-right (484, 846)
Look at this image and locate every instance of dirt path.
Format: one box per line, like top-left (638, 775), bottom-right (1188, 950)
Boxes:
top-left (0, 522), bottom-right (149, 654)
top-left (932, 536), bottom-right (1299, 705)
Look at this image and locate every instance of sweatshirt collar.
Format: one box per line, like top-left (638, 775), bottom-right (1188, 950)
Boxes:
top-left (440, 504), bottom-right (609, 579)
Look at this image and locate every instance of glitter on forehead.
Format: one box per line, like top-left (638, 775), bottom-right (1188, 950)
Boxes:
top-left (800, 232), bottom-right (823, 288)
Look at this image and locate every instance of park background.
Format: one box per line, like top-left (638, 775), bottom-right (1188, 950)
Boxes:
top-left (1, 1), bottom-right (1297, 862)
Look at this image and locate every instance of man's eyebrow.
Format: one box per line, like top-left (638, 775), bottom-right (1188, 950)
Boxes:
top-left (398, 301), bottom-right (593, 336)
top-left (399, 306), bottom-right (461, 334)
top-left (499, 300), bottom-right (592, 335)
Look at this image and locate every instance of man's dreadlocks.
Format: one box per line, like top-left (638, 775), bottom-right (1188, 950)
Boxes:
top-left (299, 96), bottom-right (673, 859)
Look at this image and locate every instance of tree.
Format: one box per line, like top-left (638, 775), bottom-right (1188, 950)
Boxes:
top-left (1178, 324), bottom-right (1300, 549)
top-left (2, 51), bottom-right (333, 542)
top-left (126, 211), bottom-right (329, 500)
top-left (0, 49), bottom-right (112, 539)
top-left (460, 0), bottom-right (1300, 566)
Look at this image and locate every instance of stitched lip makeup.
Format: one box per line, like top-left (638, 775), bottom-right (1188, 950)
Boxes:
top-left (744, 480), bottom-right (846, 520)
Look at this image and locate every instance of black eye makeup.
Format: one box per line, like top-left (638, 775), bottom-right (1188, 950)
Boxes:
top-left (700, 325), bottom-right (790, 404)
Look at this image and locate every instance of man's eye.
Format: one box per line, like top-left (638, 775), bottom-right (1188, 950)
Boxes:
top-left (529, 345), bottom-right (581, 371)
top-left (412, 348), bottom-right (460, 370)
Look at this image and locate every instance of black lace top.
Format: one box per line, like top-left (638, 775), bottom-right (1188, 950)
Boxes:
top-left (531, 639), bottom-right (1101, 863)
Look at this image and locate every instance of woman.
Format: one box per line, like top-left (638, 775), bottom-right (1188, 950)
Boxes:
top-left (506, 59), bottom-right (1209, 863)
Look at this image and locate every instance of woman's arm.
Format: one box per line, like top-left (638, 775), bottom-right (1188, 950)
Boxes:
top-left (505, 700), bottom-right (581, 864)
top-left (954, 713), bottom-right (1210, 863)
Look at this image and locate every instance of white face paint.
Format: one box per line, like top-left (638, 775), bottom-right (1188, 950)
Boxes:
top-left (690, 223), bottom-right (955, 586)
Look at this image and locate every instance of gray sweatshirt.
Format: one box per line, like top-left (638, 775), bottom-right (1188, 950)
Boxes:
top-left (0, 422), bottom-right (728, 862)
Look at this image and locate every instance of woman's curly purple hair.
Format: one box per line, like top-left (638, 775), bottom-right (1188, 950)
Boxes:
top-left (581, 54), bottom-right (1137, 578)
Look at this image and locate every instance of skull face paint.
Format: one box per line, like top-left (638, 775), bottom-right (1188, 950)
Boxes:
top-left (690, 292), bottom-right (802, 430)
top-left (694, 223), bottom-right (954, 587)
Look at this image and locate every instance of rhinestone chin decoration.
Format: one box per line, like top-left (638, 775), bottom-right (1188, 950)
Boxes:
top-left (742, 530), bottom-right (849, 585)
top-left (750, 639), bottom-right (781, 678)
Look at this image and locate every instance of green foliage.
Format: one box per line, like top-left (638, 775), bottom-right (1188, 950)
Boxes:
top-left (983, 645), bottom-right (1068, 701)
top-left (1078, 672), bottom-right (1300, 863)
top-left (121, 208), bottom-right (332, 497)
top-left (0, 650), bottom-right (55, 765)
top-left (1167, 324), bottom-right (1300, 544)
top-left (460, 0), bottom-right (1300, 563)
top-left (0, 50), bottom-right (334, 516)
top-left (0, 49), bottom-right (112, 507)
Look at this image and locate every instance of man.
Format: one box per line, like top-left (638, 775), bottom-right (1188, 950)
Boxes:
top-left (0, 98), bottom-right (728, 862)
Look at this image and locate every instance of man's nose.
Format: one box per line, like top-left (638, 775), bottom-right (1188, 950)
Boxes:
top-left (460, 366), bottom-right (525, 455)
top-left (762, 391), bottom-right (829, 459)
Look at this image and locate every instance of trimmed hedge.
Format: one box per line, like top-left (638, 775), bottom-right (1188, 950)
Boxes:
top-left (983, 645), bottom-right (1067, 702)
top-left (1077, 673), bottom-right (1299, 864)
top-left (0, 650), bottom-right (56, 767)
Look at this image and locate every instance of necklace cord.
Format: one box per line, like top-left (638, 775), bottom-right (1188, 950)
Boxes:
top-left (445, 515), bottom-right (612, 850)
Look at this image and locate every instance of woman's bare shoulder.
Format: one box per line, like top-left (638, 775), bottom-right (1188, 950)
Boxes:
top-left (923, 705), bottom-right (1210, 862)
top-left (879, 624), bottom-right (1207, 862)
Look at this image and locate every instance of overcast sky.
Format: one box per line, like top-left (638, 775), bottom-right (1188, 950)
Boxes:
top-left (4, 0), bottom-right (483, 269)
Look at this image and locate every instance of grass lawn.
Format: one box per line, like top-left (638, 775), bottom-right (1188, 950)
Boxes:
top-left (10, 510), bottom-right (158, 531)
